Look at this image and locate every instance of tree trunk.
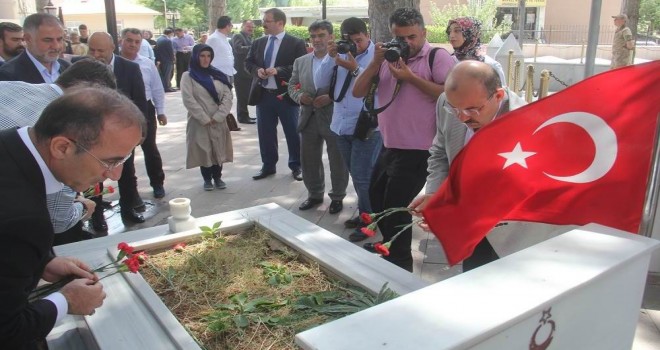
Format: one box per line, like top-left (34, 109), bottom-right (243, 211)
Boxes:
top-left (34, 0), bottom-right (48, 13)
top-left (367, 0), bottom-right (420, 44)
top-left (208, 0), bottom-right (227, 33)
top-left (624, 0), bottom-right (641, 40)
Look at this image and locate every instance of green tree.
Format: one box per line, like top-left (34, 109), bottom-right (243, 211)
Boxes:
top-left (138, 0), bottom-right (208, 31)
top-left (639, 0), bottom-right (660, 39)
top-left (429, 0), bottom-right (511, 43)
top-left (226, 0), bottom-right (261, 23)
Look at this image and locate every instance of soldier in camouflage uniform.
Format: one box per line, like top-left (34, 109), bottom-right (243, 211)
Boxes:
top-left (611, 14), bottom-right (634, 69)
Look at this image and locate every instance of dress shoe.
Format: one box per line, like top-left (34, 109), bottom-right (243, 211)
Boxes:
top-left (239, 119), bottom-right (256, 124)
top-left (328, 200), bottom-right (343, 214)
top-left (292, 169), bottom-right (303, 181)
top-left (214, 178), bottom-right (227, 189)
top-left (252, 170), bottom-right (276, 180)
top-left (91, 211), bottom-right (108, 232)
top-left (349, 229), bottom-right (369, 242)
top-left (153, 185), bottom-right (165, 199)
top-left (299, 198), bottom-right (323, 211)
top-left (121, 209), bottom-right (145, 223)
top-left (344, 216), bottom-right (362, 229)
top-left (164, 88), bottom-right (177, 93)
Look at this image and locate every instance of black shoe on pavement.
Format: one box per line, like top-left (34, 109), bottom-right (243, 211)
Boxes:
top-left (121, 209), bottom-right (145, 223)
top-left (299, 198), bottom-right (323, 211)
top-left (253, 170), bottom-right (276, 180)
top-left (239, 119), bottom-right (256, 124)
top-left (328, 200), bottom-right (343, 214)
top-left (348, 229), bottom-right (369, 242)
top-left (292, 169), bottom-right (303, 181)
top-left (344, 216), bottom-right (362, 228)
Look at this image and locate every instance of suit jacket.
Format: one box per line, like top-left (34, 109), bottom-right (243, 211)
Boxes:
top-left (0, 129), bottom-right (58, 349)
top-left (154, 36), bottom-right (175, 65)
top-left (245, 33), bottom-right (306, 105)
top-left (288, 53), bottom-right (332, 132)
top-left (426, 88), bottom-right (527, 193)
top-left (231, 31), bottom-right (252, 77)
top-left (0, 51), bottom-right (70, 83)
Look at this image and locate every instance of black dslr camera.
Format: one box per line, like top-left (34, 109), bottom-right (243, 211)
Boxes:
top-left (382, 38), bottom-right (410, 62)
top-left (336, 35), bottom-right (357, 56)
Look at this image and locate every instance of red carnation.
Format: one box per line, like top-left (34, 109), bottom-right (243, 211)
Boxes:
top-left (360, 212), bottom-right (373, 224)
top-left (360, 227), bottom-right (376, 237)
top-left (276, 94), bottom-right (284, 101)
top-left (134, 251), bottom-right (148, 264)
top-left (374, 242), bottom-right (390, 256)
top-left (294, 82), bottom-right (301, 90)
top-left (173, 242), bottom-right (186, 252)
top-left (106, 185), bottom-right (115, 194)
top-left (117, 242), bottom-right (134, 255)
top-left (124, 257), bottom-right (140, 273)
top-left (94, 183), bottom-right (101, 195)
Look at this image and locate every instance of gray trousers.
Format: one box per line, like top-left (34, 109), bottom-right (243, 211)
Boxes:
top-left (300, 115), bottom-right (349, 201)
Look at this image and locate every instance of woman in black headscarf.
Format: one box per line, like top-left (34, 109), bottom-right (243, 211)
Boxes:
top-left (181, 44), bottom-right (234, 191)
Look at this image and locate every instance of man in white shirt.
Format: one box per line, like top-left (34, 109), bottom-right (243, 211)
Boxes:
top-left (206, 16), bottom-right (236, 82)
top-left (119, 28), bottom-right (168, 199)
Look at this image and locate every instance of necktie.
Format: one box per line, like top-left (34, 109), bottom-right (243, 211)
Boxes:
top-left (262, 36), bottom-right (276, 87)
top-left (264, 35), bottom-right (276, 69)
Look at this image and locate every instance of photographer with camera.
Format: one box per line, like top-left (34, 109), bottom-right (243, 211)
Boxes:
top-left (353, 8), bottom-right (456, 271)
top-left (314, 17), bottom-right (381, 242)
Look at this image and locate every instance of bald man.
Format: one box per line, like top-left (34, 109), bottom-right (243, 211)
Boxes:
top-left (77, 32), bottom-right (149, 229)
top-left (407, 60), bottom-right (527, 271)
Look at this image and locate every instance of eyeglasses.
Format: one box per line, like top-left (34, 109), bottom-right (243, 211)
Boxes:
top-left (68, 138), bottom-right (132, 172)
top-left (443, 93), bottom-right (495, 118)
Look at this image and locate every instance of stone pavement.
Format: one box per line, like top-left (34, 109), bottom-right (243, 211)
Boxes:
top-left (88, 89), bottom-right (659, 349)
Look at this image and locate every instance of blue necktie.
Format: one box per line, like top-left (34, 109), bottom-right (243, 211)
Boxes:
top-left (262, 36), bottom-right (276, 87)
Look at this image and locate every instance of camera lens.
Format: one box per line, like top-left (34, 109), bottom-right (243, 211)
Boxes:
top-left (384, 47), bottom-right (401, 62)
top-left (337, 42), bottom-right (350, 54)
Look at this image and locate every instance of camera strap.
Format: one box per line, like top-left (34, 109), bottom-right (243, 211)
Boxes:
top-left (364, 65), bottom-right (401, 115)
top-left (329, 65), bottom-right (353, 103)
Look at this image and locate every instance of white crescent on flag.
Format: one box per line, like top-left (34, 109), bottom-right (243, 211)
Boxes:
top-left (532, 112), bottom-right (618, 184)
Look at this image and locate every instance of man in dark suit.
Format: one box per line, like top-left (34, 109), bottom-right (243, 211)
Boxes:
top-left (232, 20), bottom-right (256, 124)
top-left (154, 28), bottom-right (175, 92)
top-left (0, 13), bottom-right (70, 83)
top-left (245, 8), bottom-right (307, 181)
top-left (83, 32), bottom-right (149, 229)
top-left (0, 87), bottom-right (145, 349)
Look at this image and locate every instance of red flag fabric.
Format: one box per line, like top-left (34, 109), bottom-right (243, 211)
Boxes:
top-left (422, 61), bottom-right (660, 265)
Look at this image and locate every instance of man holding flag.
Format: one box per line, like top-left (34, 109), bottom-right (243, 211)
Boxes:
top-left (419, 60), bottom-right (660, 267)
top-left (410, 60), bottom-right (526, 271)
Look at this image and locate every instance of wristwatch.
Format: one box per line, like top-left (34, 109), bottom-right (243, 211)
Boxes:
top-left (351, 67), bottom-right (360, 77)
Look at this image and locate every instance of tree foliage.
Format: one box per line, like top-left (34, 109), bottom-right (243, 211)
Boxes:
top-left (429, 0), bottom-right (511, 43)
top-left (639, 0), bottom-right (660, 37)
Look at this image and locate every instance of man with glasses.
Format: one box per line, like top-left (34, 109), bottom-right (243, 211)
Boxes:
top-left (245, 8), bottom-right (307, 181)
top-left (409, 60), bottom-right (526, 271)
top-left (0, 87), bottom-right (144, 349)
top-left (0, 59), bottom-right (116, 245)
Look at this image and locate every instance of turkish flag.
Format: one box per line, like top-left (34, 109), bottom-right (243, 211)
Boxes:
top-left (423, 61), bottom-right (660, 265)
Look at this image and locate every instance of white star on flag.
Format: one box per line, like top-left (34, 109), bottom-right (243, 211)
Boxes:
top-left (498, 142), bottom-right (537, 169)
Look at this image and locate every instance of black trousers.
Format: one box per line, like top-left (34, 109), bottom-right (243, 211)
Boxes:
top-left (200, 164), bottom-right (222, 181)
top-left (140, 101), bottom-right (164, 188)
top-left (462, 237), bottom-right (499, 272)
top-left (233, 60), bottom-right (252, 121)
top-left (369, 147), bottom-right (429, 272)
top-left (175, 51), bottom-right (190, 88)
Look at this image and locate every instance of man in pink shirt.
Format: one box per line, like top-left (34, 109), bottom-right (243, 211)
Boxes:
top-left (354, 7), bottom-right (456, 271)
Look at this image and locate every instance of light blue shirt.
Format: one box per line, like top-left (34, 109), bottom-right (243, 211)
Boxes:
top-left (139, 39), bottom-right (155, 62)
top-left (25, 49), bottom-right (61, 83)
top-left (263, 31), bottom-right (286, 89)
top-left (314, 41), bottom-right (375, 135)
